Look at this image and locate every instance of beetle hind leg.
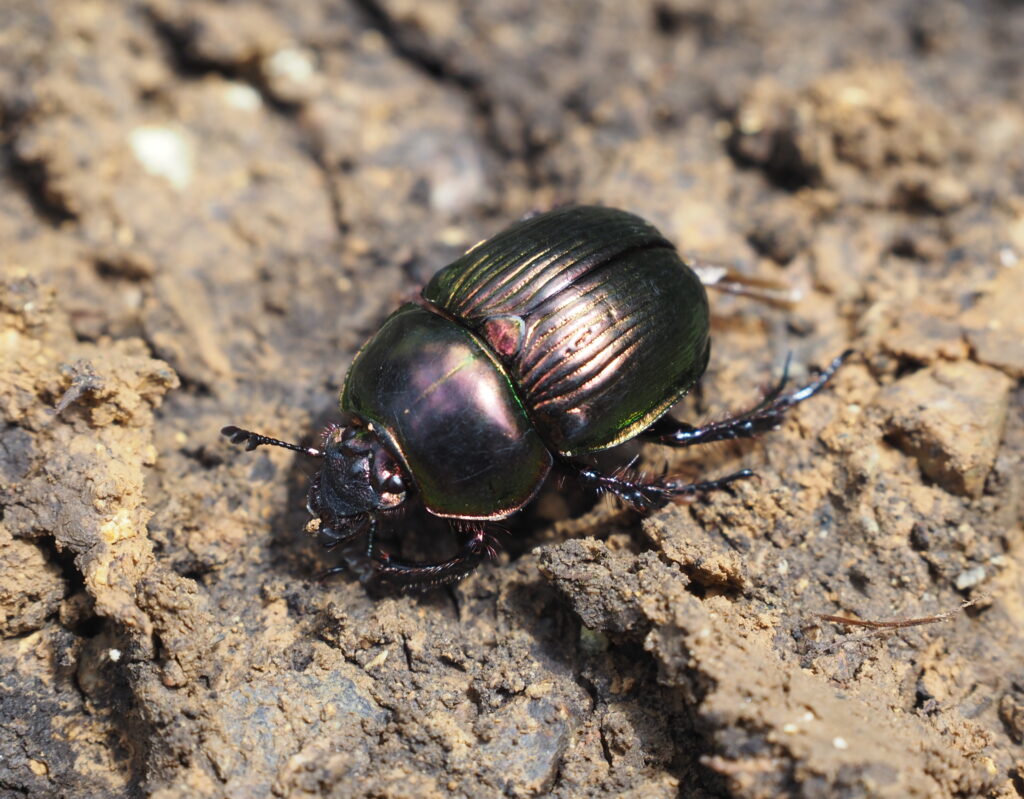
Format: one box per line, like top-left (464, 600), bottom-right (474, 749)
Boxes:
top-left (574, 463), bottom-right (753, 513)
top-left (642, 350), bottom-right (852, 449)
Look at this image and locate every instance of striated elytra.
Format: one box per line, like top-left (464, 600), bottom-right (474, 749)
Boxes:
top-left (223, 206), bottom-right (850, 589)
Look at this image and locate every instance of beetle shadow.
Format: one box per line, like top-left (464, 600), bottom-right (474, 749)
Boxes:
top-left (262, 402), bottom-right (346, 583)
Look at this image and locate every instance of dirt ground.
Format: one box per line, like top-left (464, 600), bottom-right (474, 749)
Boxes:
top-left (1, 1), bottom-right (1022, 797)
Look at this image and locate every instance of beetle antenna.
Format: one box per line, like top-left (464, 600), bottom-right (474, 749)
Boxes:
top-left (221, 425), bottom-right (323, 457)
top-left (686, 257), bottom-right (801, 307)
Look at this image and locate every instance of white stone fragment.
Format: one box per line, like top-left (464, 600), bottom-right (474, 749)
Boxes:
top-left (129, 126), bottom-right (194, 190)
top-left (223, 82), bottom-right (262, 111)
top-left (265, 47), bottom-right (316, 84)
top-left (954, 566), bottom-right (986, 591)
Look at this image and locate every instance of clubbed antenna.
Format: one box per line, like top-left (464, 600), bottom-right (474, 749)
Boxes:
top-left (221, 426), bottom-right (323, 457)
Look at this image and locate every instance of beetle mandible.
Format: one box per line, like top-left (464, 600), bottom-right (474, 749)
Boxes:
top-left (223, 206), bottom-right (850, 589)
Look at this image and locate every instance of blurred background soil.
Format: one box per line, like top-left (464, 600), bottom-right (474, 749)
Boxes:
top-left (1, 1), bottom-right (1023, 797)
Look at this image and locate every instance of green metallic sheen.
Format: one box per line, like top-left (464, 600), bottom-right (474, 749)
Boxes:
top-left (340, 304), bottom-right (552, 519)
top-left (423, 206), bottom-right (711, 456)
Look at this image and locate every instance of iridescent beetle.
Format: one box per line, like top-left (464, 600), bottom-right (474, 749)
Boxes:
top-left (223, 207), bottom-right (849, 588)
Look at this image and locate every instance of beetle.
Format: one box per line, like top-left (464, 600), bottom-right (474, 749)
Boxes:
top-left (222, 206), bottom-right (850, 589)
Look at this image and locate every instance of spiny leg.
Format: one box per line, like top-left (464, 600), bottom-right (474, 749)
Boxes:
top-left (366, 525), bottom-right (501, 590)
top-left (314, 522), bottom-right (362, 553)
top-left (573, 462), bottom-right (754, 513)
top-left (315, 515), bottom-right (375, 580)
top-left (642, 350), bottom-right (852, 449)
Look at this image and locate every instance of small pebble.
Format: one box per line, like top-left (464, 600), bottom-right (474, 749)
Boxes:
top-left (265, 47), bottom-right (316, 84)
top-left (223, 82), bottom-right (262, 112)
top-left (129, 126), bottom-right (194, 190)
top-left (954, 566), bottom-right (986, 591)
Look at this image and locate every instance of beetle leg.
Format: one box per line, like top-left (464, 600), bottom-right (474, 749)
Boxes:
top-left (317, 525), bottom-right (368, 556)
top-left (365, 516), bottom-right (377, 559)
top-left (641, 350), bottom-right (852, 448)
top-left (573, 463), bottom-right (753, 512)
top-left (367, 527), bottom-right (499, 590)
top-left (315, 516), bottom-right (375, 580)
top-left (686, 257), bottom-right (801, 307)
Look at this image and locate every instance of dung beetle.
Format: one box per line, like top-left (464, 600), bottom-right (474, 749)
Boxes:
top-left (223, 206), bottom-right (850, 589)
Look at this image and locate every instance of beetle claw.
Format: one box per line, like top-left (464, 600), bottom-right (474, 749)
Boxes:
top-left (316, 565), bottom-right (348, 582)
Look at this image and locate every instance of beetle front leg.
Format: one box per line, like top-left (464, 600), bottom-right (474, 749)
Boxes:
top-left (315, 515), bottom-right (376, 580)
top-left (641, 350), bottom-right (852, 449)
top-left (573, 463), bottom-right (754, 513)
top-left (367, 526), bottom-right (500, 590)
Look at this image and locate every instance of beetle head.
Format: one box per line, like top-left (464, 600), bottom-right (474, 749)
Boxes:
top-left (307, 424), bottom-right (407, 540)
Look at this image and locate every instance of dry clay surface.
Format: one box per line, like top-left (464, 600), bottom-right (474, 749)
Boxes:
top-left (1, 1), bottom-right (1023, 797)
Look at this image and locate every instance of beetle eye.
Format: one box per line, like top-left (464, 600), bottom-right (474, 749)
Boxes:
top-left (384, 474), bottom-right (405, 493)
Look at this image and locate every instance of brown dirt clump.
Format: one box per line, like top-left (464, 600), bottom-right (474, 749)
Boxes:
top-left (1, 1), bottom-right (1022, 797)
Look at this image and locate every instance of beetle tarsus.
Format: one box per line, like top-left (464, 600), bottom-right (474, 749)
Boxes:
top-left (574, 464), bottom-right (754, 512)
top-left (317, 565), bottom-right (348, 581)
top-left (641, 350), bottom-right (852, 448)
